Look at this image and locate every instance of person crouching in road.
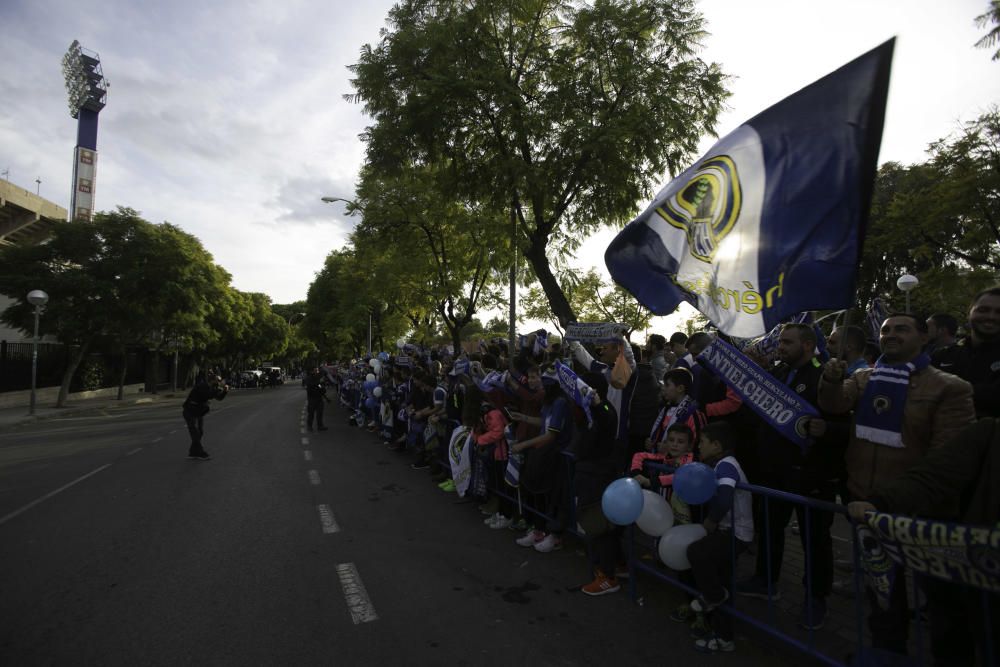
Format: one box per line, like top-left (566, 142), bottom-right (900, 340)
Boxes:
top-left (183, 374), bottom-right (229, 460)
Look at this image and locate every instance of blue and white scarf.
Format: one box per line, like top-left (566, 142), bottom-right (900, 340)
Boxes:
top-left (554, 360), bottom-right (595, 426)
top-left (855, 353), bottom-right (930, 448)
top-left (649, 395), bottom-right (698, 444)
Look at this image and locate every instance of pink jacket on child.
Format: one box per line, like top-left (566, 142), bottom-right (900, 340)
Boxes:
top-left (473, 409), bottom-right (509, 461)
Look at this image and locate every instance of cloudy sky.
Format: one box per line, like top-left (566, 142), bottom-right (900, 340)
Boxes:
top-left (1, 0), bottom-right (998, 332)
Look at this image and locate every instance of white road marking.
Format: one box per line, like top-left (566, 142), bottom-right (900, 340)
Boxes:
top-left (300, 428), bottom-right (306, 434)
top-left (304, 450), bottom-right (313, 461)
top-left (0, 464), bottom-right (112, 526)
top-left (336, 563), bottom-right (378, 624)
top-left (152, 437), bottom-right (163, 443)
top-left (308, 470), bottom-right (321, 485)
top-left (126, 448), bottom-right (143, 456)
top-left (301, 437), bottom-right (309, 446)
top-left (169, 430), bottom-right (178, 434)
top-left (317, 504), bottom-right (340, 533)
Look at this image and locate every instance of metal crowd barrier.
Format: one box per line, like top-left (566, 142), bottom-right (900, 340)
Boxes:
top-left (632, 469), bottom-right (997, 667)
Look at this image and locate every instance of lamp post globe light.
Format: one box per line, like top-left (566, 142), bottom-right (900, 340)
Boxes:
top-left (27, 290), bottom-right (49, 415)
top-left (896, 274), bottom-right (919, 313)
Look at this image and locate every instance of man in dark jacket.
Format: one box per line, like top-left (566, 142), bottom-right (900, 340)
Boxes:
top-left (737, 323), bottom-right (844, 630)
top-left (182, 374), bottom-right (228, 460)
top-left (932, 286), bottom-right (1000, 418)
top-left (305, 368), bottom-right (329, 432)
top-left (849, 418), bottom-right (1000, 666)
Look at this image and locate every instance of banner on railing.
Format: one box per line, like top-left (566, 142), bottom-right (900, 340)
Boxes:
top-left (859, 512), bottom-right (1000, 595)
top-left (564, 322), bottom-right (628, 343)
top-left (698, 337), bottom-right (819, 448)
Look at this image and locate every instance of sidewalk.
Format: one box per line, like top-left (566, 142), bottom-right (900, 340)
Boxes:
top-left (0, 391), bottom-right (186, 431)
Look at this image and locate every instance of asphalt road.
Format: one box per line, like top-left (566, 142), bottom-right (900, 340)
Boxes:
top-left (0, 385), bottom-right (781, 666)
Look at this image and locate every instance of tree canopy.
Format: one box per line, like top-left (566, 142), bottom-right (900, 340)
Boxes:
top-left (348, 0), bottom-right (729, 327)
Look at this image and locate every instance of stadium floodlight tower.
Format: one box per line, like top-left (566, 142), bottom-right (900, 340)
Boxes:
top-left (61, 40), bottom-right (108, 222)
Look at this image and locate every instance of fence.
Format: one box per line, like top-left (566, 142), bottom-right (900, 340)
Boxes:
top-left (0, 340), bottom-right (149, 393)
top-left (628, 469), bottom-right (998, 667)
top-left (483, 448), bottom-right (997, 666)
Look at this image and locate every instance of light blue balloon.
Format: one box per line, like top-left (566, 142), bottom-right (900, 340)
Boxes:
top-left (674, 462), bottom-right (717, 505)
top-left (601, 477), bottom-right (645, 526)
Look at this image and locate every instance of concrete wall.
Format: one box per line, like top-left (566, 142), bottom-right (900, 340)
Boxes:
top-left (0, 383), bottom-right (146, 409)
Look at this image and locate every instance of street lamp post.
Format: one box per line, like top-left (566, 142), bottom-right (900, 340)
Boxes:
top-left (897, 274), bottom-right (919, 314)
top-left (27, 290), bottom-right (49, 415)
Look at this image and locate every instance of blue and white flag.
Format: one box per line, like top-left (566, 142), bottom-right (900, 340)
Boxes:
top-left (605, 41), bottom-right (894, 338)
top-left (745, 312), bottom-right (811, 358)
top-left (477, 370), bottom-right (508, 393)
top-left (447, 426), bottom-right (473, 497)
top-left (554, 360), bottom-right (595, 427)
top-left (866, 297), bottom-right (888, 342)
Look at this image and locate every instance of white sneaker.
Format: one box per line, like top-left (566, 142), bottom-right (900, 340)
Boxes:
top-left (516, 529), bottom-right (544, 547)
top-left (484, 512), bottom-right (500, 525)
top-left (534, 533), bottom-right (562, 553)
top-left (489, 515), bottom-right (512, 530)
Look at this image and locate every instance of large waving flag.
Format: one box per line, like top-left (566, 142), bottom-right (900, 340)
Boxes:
top-left (605, 40), bottom-right (894, 338)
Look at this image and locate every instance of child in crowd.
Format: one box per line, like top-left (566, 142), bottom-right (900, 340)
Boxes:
top-left (685, 421), bottom-right (754, 654)
top-left (470, 391), bottom-right (512, 528)
top-left (509, 370), bottom-right (573, 553)
top-left (630, 423), bottom-right (695, 524)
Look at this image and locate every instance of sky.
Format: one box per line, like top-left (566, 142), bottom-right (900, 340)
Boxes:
top-left (1, 0), bottom-right (998, 337)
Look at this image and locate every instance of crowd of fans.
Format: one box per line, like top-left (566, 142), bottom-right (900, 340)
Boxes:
top-left (311, 285), bottom-right (999, 661)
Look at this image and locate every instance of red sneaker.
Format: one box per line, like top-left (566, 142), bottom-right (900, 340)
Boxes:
top-left (581, 571), bottom-right (620, 596)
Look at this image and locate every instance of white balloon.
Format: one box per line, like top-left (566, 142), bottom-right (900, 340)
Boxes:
top-left (369, 358), bottom-right (379, 368)
top-left (372, 360), bottom-right (382, 373)
top-left (635, 490), bottom-right (675, 537)
top-left (366, 373), bottom-right (376, 382)
top-left (657, 523), bottom-right (708, 571)
top-left (373, 386), bottom-right (383, 398)
top-left (396, 338), bottom-right (407, 349)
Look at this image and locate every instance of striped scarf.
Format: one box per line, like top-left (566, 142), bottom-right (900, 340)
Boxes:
top-left (855, 353), bottom-right (930, 447)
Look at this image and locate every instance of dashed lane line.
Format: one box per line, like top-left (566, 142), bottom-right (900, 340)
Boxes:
top-left (0, 464), bottom-right (112, 526)
top-left (304, 450), bottom-right (313, 462)
top-left (336, 563), bottom-right (378, 624)
top-left (126, 448), bottom-right (143, 456)
top-left (301, 437), bottom-right (310, 446)
top-left (317, 504), bottom-right (340, 533)
top-left (308, 470), bottom-right (321, 486)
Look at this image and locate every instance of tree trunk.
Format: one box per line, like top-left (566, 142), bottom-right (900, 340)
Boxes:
top-left (523, 241), bottom-right (577, 328)
top-left (56, 339), bottom-right (92, 408)
top-left (116, 342), bottom-right (128, 400)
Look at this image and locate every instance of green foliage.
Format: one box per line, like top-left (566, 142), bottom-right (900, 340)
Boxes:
top-left (348, 0), bottom-right (730, 326)
top-left (520, 268), bottom-right (651, 336)
top-left (857, 109), bottom-right (1000, 317)
top-left (975, 0), bottom-right (1000, 61)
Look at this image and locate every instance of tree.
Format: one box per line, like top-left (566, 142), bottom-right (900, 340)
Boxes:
top-left (976, 0), bottom-right (1000, 61)
top-left (350, 164), bottom-right (508, 354)
top-left (520, 268), bottom-right (651, 337)
top-left (348, 0), bottom-right (729, 327)
top-left (0, 208), bottom-right (228, 405)
top-left (856, 109), bottom-right (1000, 316)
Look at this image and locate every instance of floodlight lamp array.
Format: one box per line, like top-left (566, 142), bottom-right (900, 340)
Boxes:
top-left (62, 40), bottom-right (108, 118)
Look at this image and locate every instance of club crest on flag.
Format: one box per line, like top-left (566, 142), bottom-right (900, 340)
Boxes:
top-left (659, 155), bottom-right (742, 263)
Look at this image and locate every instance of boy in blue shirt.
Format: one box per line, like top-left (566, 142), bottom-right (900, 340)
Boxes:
top-left (687, 421), bottom-right (754, 653)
